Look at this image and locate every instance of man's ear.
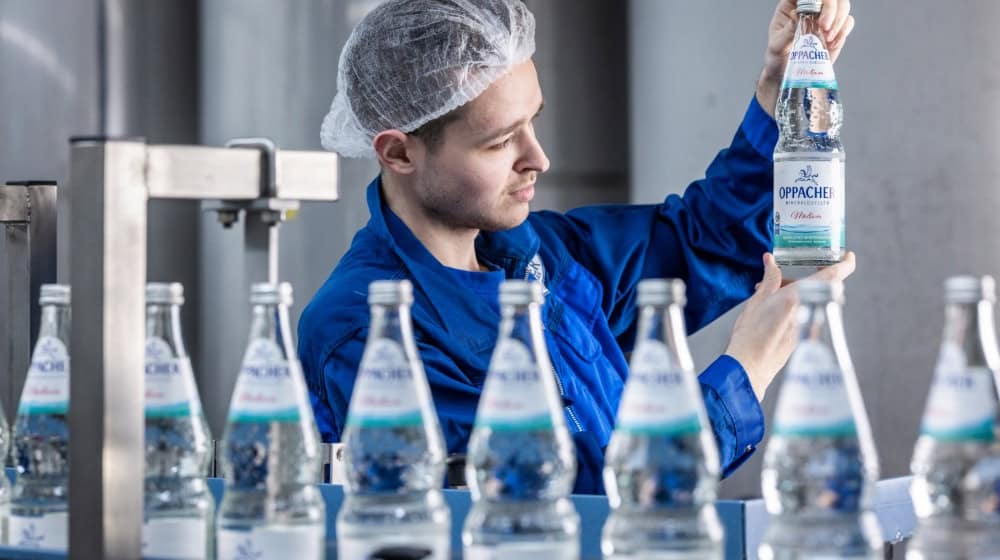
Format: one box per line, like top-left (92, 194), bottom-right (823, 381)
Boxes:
top-left (374, 130), bottom-right (420, 174)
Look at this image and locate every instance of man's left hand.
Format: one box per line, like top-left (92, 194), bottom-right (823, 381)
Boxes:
top-left (757, 0), bottom-right (855, 117)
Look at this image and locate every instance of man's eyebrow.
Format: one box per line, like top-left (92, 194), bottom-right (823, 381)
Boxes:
top-left (484, 100), bottom-right (544, 140)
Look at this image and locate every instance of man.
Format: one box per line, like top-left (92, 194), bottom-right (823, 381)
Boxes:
top-left (299, 0), bottom-right (856, 494)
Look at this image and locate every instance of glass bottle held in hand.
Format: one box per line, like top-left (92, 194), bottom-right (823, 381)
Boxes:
top-left (601, 279), bottom-right (723, 559)
top-left (337, 280), bottom-right (450, 559)
top-left (462, 280), bottom-right (580, 559)
top-left (759, 280), bottom-right (881, 559)
top-left (908, 276), bottom-right (1000, 559)
top-left (143, 283), bottom-right (214, 559)
top-left (773, 0), bottom-right (846, 266)
top-left (10, 284), bottom-right (71, 551)
top-left (217, 283), bottom-right (325, 559)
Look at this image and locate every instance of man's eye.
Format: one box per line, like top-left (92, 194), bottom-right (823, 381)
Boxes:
top-left (490, 137), bottom-right (513, 150)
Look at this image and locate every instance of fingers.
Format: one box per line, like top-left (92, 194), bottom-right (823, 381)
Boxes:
top-left (805, 251), bottom-right (857, 283)
top-left (828, 15), bottom-right (855, 60)
top-left (756, 253), bottom-right (784, 296)
top-left (828, 0), bottom-right (852, 41)
top-left (818, 0), bottom-right (839, 32)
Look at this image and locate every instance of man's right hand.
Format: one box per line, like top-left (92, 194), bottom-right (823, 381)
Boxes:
top-left (725, 252), bottom-right (856, 400)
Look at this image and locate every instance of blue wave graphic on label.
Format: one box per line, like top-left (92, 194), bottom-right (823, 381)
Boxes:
top-left (782, 33), bottom-right (838, 90)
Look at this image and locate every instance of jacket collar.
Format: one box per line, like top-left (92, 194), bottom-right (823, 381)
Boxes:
top-left (364, 176), bottom-right (546, 351)
top-left (365, 175), bottom-right (541, 276)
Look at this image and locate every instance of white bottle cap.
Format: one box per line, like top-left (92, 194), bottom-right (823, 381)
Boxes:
top-left (796, 279), bottom-right (844, 304)
top-left (637, 278), bottom-right (686, 307)
top-left (368, 279), bottom-right (414, 306)
top-left (944, 275), bottom-right (995, 303)
top-left (146, 282), bottom-right (184, 305)
top-left (499, 280), bottom-right (544, 306)
top-left (250, 282), bottom-right (293, 306)
top-left (39, 284), bottom-right (70, 305)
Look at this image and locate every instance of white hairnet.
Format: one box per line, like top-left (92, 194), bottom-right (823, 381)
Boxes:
top-left (320, 0), bottom-right (536, 158)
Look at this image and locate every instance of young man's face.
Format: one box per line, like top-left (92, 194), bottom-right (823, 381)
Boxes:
top-left (410, 59), bottom-right (549, 232)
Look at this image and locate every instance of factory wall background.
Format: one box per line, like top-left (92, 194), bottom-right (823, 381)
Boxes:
top-left (3, 0), bottom-right (995, 499)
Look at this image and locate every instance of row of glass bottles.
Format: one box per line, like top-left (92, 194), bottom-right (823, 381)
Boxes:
top-left (340, 275), bottom-right (1000, 560)
top-left (7, 281), bottom-right (324, 559)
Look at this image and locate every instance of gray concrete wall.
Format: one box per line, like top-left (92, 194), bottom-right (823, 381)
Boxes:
top-left (630, 0), bottom-right (1000, 498)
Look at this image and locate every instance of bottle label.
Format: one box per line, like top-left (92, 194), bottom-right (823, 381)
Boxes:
top-left (774, 158), bottom-right (845, 251)
top-left (143, 517), bottom-right (207, 558)
top-left (477, 339), bottom-right (553, 431)
top-left (774, 340), bottom-right (857, 436)
top-left (921, 343), bottom-right (997, 441)
top-left (338, 534), bottom-right (449, 559)
top-left (228, 339), bottom-right (301, 423)
top-left (18, 336), bottom-right (69, 416)
top-left (9, 512), bottom-right (68, 551)
top-left (617, 340), bottom-right (701, 435)
top-left (217, 525), bottom-right (325, 560)
top-left (145, 337), bottom-right (201, 418)
top-left (782, 33), bottom-right (838, 89)
top-left (464, 543), bottom-right (579, 559)
top-left (345, 339), bottom-right (423, 428)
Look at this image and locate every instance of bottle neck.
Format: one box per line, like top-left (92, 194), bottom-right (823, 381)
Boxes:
top-left (798, 299), bottom-right (844, 348)
top-left (796, 12), bottom-right (825, 43)
top-left (942, 301), bottom-right (1000, 368)
top-left (146, 303), bottom-right (187, 357)
top-left (248, 302), bottom-right (295, 358)
top-left (635, 303), bottom-right (693, 370)
top-left (368, 303), bottom-right (412, 345)
top-left (499, 302), bottom-right (546, 355)
top-left (38, 303), bottom-right (71, 344)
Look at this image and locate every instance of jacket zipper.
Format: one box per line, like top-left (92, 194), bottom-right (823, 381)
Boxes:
top-left (526, 260), bottom-right (583, 433)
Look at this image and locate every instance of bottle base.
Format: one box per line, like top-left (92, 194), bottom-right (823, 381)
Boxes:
top-left (774, 247), bottom-right (846, 268)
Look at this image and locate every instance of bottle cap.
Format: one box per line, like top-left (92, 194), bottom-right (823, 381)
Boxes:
top-left (499, 280), bottom-right (544, 306)
top-left (368, 279), bottom-right (414, 306)
top-left (796, 279), bottom-right (844, 304)
top-left (637, 278), bottom-right (686, 307)
top-left (945, 275), bottom-right (995, 303)
top-left (797, 0), bottom-right (822, 14)
top-left (39, 284), bottom-right (70, 305)
top-left (250, 282), bottom-right (293, 306)
top-left (146, 282), bottom-right (184, 305)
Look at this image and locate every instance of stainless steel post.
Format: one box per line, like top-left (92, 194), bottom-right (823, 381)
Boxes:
top-left (68, 139), bottom-right (147, 558)
top-left (0, 181), bottom-right (57, 426)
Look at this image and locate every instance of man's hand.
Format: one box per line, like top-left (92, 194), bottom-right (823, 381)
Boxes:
top-left (757, 0), bottom-right (856, 117)
top-left (725, 252), bottom-right (856, 400)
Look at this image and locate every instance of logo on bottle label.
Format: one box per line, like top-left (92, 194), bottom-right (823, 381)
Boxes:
top-left (476, 339), bottom-right (553, 431)
top-left (217, 525), bottom-right (325, 560)
top-left (617, 341), bottom-right (701, 436)
top-left (18, 336), bottom-right (70, 416)
top-left (347, 338), bottom-right (423, 428)
top-left (10, 512), bottom-right (68, 551)
top-left (774, 159), bottom-right (845, 251)
top-left (143, 517), bottom-right (207, 558)
top-left (774, 341), bottom-right (857, 437)
top-left (338, 534), bottom-right (450, 560)
top-left (145, 337), bottom-right (201, 418)
top-left (228, 339), bottom-right (302, 423)
top-left (920, 343), bottom-right (997, 441)
top-left (782, 33), bottom-right (838, 89)
top-left (345, 339), bottom-right (423, 428)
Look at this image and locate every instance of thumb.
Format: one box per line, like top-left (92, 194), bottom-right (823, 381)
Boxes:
top-left (755, 253), bottom-right (783, 296)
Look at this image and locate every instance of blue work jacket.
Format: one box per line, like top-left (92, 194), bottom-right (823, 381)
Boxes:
top-left (298, 96), bottom-right (778, 494)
